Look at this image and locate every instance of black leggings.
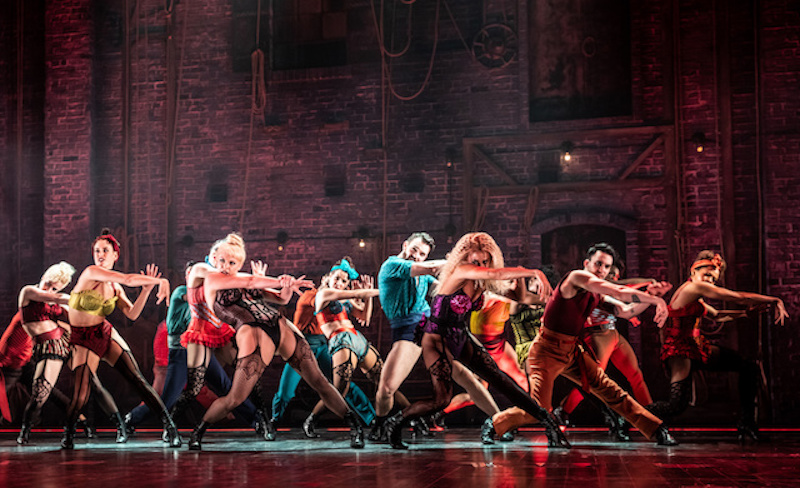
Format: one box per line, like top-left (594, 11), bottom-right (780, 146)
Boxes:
top-left (403, 334), bottom-right (549, 422)
top-left (648, 345), bottom-right (759, 424)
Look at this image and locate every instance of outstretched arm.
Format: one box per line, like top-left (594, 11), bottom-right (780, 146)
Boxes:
top-left (117, 264), bottom-right (169, 320)
top-left (410, 259), bottom-right (447, 277)
top-left (568, 270), bottom-right (668, 327)
top-left (18, 286), bottom-right (70, 308)
top-left (691, 282), bottom-right (788, 325)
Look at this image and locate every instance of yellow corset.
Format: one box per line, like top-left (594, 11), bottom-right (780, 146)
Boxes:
top-left (69, 289), bottom-right (118, 317)
top-left (470, 297), bottom-right (510, 336)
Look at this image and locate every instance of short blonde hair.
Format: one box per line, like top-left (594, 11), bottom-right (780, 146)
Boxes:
top-left (215, 233), bottom-right (246, 263)
top-left (41, 261), bottom-right (76, 285)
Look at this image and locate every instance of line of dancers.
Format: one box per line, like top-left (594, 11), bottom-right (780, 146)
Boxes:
top-left (0, 229), bottom-right (788, 450)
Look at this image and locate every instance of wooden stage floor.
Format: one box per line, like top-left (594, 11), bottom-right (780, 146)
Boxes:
top-left (1, 427), bottom-right (799, 487)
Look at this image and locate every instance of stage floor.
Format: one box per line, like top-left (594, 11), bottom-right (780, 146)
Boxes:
top-left (1, 427), bottom-right (799, 487)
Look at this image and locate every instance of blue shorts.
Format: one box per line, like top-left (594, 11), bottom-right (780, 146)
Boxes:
top-left (328, 329), bottom-right (369, 362)
top-left (390, 313), bottom-right (427, 343)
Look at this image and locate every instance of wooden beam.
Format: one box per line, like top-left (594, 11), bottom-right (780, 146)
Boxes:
top-left (472, 145), bottom-right (518, 185)
top-left (618, 134), bottom-right (665, 180)
top-left (464, 124), bottom-right (672, 146)
top-left (481, 176), bottom-right (666, 195)
top-left (463, 141), bottom-right (475, 232)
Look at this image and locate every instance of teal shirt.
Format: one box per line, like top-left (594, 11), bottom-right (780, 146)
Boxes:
top-left (166, 285), bottom-right (191, 336)
top-left (378, 256), bottom-right (435, 323)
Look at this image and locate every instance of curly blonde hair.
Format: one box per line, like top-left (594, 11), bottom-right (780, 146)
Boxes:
top-left (41, 261), bottom-right (76, 286)
top-left (215, 233), bottom-right (246, 263)
top-left (435, 232), bottom-right (508, 294)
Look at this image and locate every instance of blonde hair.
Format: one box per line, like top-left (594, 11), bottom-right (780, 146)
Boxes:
top-left (215, 233), bottom-right (246, 262)
top-left (41, 261), bottom-right (76, 285)
top-left (435, 232), bottom-right (508, 294)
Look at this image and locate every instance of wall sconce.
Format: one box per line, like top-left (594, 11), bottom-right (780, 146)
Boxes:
top-left (276, 231), bottom-right (288, 252)
top-left (355, 227), bottom-right (370, 249)
top-left (689, 132), bottom-right (708, 153)
top-left (560, 141), bottom-right (575, 162)
top-left (445, 147), bottom-right (458, 170)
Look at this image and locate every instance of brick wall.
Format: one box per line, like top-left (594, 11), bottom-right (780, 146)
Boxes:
top-left (0, 0), bottom-right (798, 426)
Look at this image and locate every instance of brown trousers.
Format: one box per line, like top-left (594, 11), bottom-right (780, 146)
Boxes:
top-left (493, 327), bottom-right (662, 439)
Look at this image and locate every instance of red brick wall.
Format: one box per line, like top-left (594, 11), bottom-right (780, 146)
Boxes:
top-left (0, 0), bottom-right (798, 425)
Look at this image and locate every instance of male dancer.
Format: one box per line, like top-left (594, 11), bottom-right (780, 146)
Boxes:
top-left (373, 232), bottom-right (506, 444)
top-left (492, 243), bottom-right (678, 446)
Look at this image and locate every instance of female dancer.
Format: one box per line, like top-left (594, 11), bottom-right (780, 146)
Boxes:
top-left (188, 233), bottom-right (366, 450)
top-left (302, 258), bottom-right (381, 437)
top-left (64, 230), bottom-right (180, 449)
top-left (648, 251), bottom-right (788, 440)
top-left (383, 232), bottom-right (568, 449)
top-left (16, 262), bottom-right (122, 444)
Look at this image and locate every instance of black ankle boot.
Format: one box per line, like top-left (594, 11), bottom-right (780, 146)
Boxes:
top-left (189, 421), bottom-right (209, 451)
top-left (602, 409), bottom-right (630, 442)
top-left (61, 422), bottom-right (77, 450)
top-left (255, 409), bottom-right (277, 441)
top-left (384, 412), bottom-right (409, 450)
top-left (345, 411), bottom-right (365, 449)
top-left (480, 417), bottom-right (496, 445)
top-left (111, 412), bottom-right (129, 443)
top-left (161, 412), bottom-right (183, 448)
top-left (77, 417), bottom-right (96, 439)
top-left (368, 416), bottom-right (386, 442)
top-left (542, 414), bottom-right (571, 449)
top-left (655, 424), bottom-right (679, 446)
top-left (302, 413), bottom-right (320, 438)
top-left (17, 423), bottom-right (31, 445)
top-left (737, 420), bottom-right (760, 442)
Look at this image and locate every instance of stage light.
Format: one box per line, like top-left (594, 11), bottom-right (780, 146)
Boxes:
top-left (276, 231), bottom-right (288, 252)
top-left (560, 141), bottom-right (575, 163)
top-left (690, 132), bottom-right (707, 153)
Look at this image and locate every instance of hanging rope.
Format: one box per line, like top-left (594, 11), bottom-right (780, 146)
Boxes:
top-left (238, 0), bottom-right (268, 233)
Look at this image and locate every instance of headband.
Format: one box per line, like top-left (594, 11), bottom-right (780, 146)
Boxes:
top-left (330, 260), bottom-right (359, 280)
top-left (97, 234), bottom-right (121, 254)
top-left (691, 253), bottom-right (723, 272)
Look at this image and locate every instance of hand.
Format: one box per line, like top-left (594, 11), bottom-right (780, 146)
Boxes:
top-left (140, 264), bottom-right (162, 290)
top-left (653, 297), bottom-right (669, 328)
top-left (289, 275), bottom-right (314, 296)
top-left (774, 299), bottom-right (789, 326)
top-left (531, 269), bottom-right (553, 303)
top-left (357, 275), bottom-right (374, 290)
top-left (156, 278), bottom-right (170, 306)
top-left (251, 260), bottom-right (268, 277)
top-left (646, 280), bottom-right (673, 297)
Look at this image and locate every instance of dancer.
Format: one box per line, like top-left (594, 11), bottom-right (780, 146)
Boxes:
top-left (491, 243), bottom-right (677, 446)
top-left (269, 283), bottom-right (375, 438)
top-left (16, 262), bottom-right (112, 444)
top-left (383, 232), bottom-right (568, 449)
top-left (647, 251), bottom-right (788, 441)
top-left (301, 258), bottom-right (380, 437)
top-left (64, 230), bottom-right (180, 449)
top-left (553, 264), bottom-right (671, 441)
top-left (125, 262), bottom-right (259, 435)
top-left (169, 256), bottom-right (263, 435)
top-left (374, 232), bottom-right (508, 445)
top-left (441, 276), bottom-right (551, 421)
top-left (188, 233), bottom-right (365, 450)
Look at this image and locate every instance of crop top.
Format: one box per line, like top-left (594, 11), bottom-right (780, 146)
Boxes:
top-left (69, 289), bottom-right (118, 317)
top-left (315, 300), bottom-right (352, 328)
top-left (21, 301), bottom-right (66, 323)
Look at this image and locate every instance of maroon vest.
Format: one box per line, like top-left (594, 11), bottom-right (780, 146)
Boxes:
top-left (543, 275), bottom-right (601, 337)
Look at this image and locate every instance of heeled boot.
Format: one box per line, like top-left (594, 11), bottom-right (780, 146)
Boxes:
top-left (254, 410), bottom-right (277, 441)
top-left (16, 423), bottom-right (31, 445)
top-left (654, 424), bottom-right (679, 446)
top-left (77, 417), bottom-right (96, 439)
top-left (302, 413), bottom-right (320, 438)
top-left (367, 416), bottom-right (386, 442)
top-left (541, 413), bottom-right (571, 449)
top-left (161, 412), bottom-right (183, 448)
top-left (61, 421), bottom-right (77, 450)
top-left (737, 419), bottom-right (760, 442)
top-left (345, 411), bottom-right (365, 449)
top-left (480, 417), bottom-right (496, 445)
top-left (110, 412), bottom-right (130, 443)
top-left (189, 421), bottom-right (209, 451)
top-left (383, 412), bottom-right (410, 450)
